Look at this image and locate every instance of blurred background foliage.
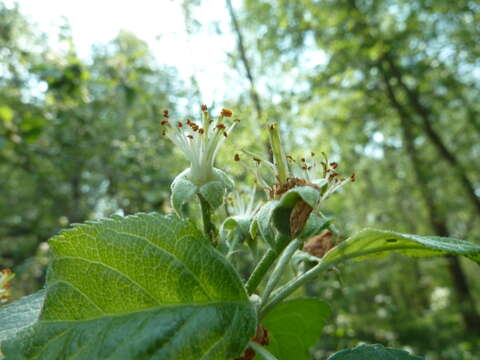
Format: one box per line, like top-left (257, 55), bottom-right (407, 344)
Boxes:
top-left (1, 0), bottom-right (479, 359)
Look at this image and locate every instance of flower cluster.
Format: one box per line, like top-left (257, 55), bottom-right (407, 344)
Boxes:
top-left (235, 149), bottom-right (354, 202)
top-left (161, 105), bottom-right (239, 186)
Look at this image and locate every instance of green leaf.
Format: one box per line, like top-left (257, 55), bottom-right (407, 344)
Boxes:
top-left (323, 228), bottom-right (480, 264)
top-left (199, 180), bottom-right (226, 210)
top-left (170, 169), bottom-right (198, 216)
top-left (0, 291), bottom-right (45, 346)
top-left (3, 213), bottom-right (256, 360)
top-left (327, 344), bottom-right (424, 359)
top-left (257, 298), bottom-right (330, 360)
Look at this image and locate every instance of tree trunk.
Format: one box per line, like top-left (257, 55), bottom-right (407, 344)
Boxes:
top-left (384, 55), bottom-right (480, 216)
top-left (381, 65), bottom-right (480, 334)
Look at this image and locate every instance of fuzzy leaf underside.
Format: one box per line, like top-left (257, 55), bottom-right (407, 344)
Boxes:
top-left (327, 344), bottom-right (423, 359)
top-left (257, 298), bottom-right (330, 360)
top-left (323, 228), bottom-right (480, 264)
top-left (2, 213), bottom-right (256, 360)
top-left (0, 291), bottom-right (45, 356)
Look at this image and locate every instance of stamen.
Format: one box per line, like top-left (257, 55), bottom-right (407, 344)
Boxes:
top-left (163, 110), bottom-right (169, 118)
top-left (221, 108), bottom-right (233, 117)
top-left (201, 104), bottom-right (208, 111)
top-left (234, 153), bottom-right (240, 161)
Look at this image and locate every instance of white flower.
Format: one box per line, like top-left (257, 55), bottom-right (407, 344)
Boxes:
top-left (161, 106), bottom-right (239, 186)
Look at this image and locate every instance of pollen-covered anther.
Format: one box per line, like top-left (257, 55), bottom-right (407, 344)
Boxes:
top-left (221, 108), bottom-right (233, 117)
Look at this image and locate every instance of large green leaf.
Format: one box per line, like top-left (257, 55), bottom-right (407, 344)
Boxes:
top-left (0, 291), bottom-right (45, 356)
top-left (323, 228), bottom-right (480, 264)
top-left (2, 213), bottom-right (256, 360)
top-left (327, 344), bottom-right (423, 359)
top-left (256, 298), bottom-right (330, 360)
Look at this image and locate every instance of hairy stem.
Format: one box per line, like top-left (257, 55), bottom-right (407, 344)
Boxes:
top-left (249, 342), bottom-right (279, 360)
top-left (261, 239), bottom-right (300, 305)
top-left (245, 248), bottom-right (278, 295)
top-left (260, 245), bottom-right (425, 318)
top-left (198, 194), bottom-right (216, 246)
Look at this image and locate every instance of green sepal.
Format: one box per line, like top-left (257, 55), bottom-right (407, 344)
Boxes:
top-left (271, 186), bottom-right (321, 237)
top-left (170, 169), bottom-right (197, 216)
top-left (250, 200), bottom-right (279, 249)
top-left (297, 213), bottom-right (335, 241)
top-left (199, 180), bottom-right (226, 210)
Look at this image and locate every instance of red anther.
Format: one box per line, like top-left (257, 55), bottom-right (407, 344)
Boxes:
top-left (163, 110), bottom-right (169, 118)
top-left (216, 124), bottom-right (226, 130)
top-left (221, 108), bottom-right (233, 117)
top-left (201, 104), bottom-right (208, 111)
top-left (177, 121), bottom-right (183, 128)
top-left (209, 119), bottom-right (214, 124)
top-left (330, 162), bottom-right (338, 169)
top-left (302, 165), bottom-right (308, 170)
